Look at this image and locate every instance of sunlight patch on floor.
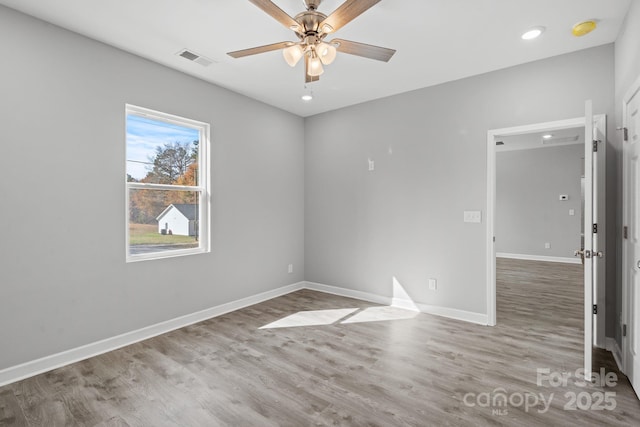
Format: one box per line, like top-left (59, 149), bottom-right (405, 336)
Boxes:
top-left (341, 306), bottom-right (418, 324)
top-left (259, 277), bottom-right (423, 329)
top-left (259, 305), bottom-right (419, 329)
top-left (259, 308), bottom-right (359, 329)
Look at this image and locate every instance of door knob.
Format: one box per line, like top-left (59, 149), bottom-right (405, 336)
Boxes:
top-left (575, 249), bottom-right (602, 258)
top-left (637, 260), bottom-right (640, 269)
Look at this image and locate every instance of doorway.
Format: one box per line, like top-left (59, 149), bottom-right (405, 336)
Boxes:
top-left (486, 115), bottom-right (607, 373)
top-left (494, 127), bottom-right (584, 265)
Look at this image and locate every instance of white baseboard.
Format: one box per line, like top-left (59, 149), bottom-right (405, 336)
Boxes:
top-left (0, 282), bottom-right (305, 387)
top-left (394, 298), bottom-right (489, 325)
top-left (305, 282), bottom-right (488, 325)
top-left (304, 281), bottom-right (393, 306)
top-left (606, 337), bottom-right (624, 373)
top-left (0, 280), bottom-right (489, 387)
top-left (496, 252), bottom-right (581, 264)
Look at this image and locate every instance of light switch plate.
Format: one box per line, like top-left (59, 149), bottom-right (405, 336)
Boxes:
top-left (464, 211), bottom-right (482, 223)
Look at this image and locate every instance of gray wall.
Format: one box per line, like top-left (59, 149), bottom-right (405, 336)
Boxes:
top-left (612, 0), bottom-right (640, 345)
top-left (1, 2), bottom-right (632, 372)
top-left (496, 145), bottom-right (583, 259)
top-left (0, 6), bottom-right (305, 370)
top-left (305, 44), bottom-right (614, 316)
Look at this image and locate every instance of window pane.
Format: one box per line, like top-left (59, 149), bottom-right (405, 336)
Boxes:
top-left (129, 189), bottom-right (200, 256)
top-left (126, 114), bottom-right (200, 186)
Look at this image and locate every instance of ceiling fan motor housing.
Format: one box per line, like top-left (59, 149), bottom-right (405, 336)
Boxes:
top-left (294, 10), bottom-right (327, 36)
top-left (303, 0), bottom-right (323, 11)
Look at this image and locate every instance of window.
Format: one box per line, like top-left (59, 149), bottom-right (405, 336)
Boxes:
top-left (125, 104), bottom-right (209, 262)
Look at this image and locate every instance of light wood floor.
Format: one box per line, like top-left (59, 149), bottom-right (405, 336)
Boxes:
top-left (1, 259), bottom-right (639, 426)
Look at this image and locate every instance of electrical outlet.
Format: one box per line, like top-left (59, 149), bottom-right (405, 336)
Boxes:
top-left (463, 211), bottom-right (482, 223)
top-left (429, 278), bottom-right (437, 290)
top-left (368, 158), bottom-right (375, 171)
top-left (545, 243), bottom-right (551, 249)
top-left (288, 264), bottom-right (293, 274)
top-left (569, 209), bottom-right (575, 216)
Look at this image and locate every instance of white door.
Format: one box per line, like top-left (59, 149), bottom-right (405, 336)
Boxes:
top-left (624, 82), bottom-right (640, 395)
top-left (579, 101), bottom-right (604, 379)
top-left (582, 100), bottom-right (595, 378)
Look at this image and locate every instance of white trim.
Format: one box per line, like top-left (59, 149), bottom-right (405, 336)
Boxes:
top-left (487, 115), bottom-right (607, 337)
top-left (487, 117), bottom-right (587, 328)
top-left (487, 127), bottom-right (497, 326)
top-left (496, 252), bottom-right (581, 265)
top-left (415, 303), bottom-right (488, 325)
top-left (304, 281), bottom-right (392, 306)
top-left (304, 281), bottom-right (488, 325)
top-left (391, 297), bottom-right (420, 312)
top-left (125, 103), bottom-right (211, 263)
top-left (0, 282), bottom-right (305, 387)
top-left (0, 280), bottom-right (490, 387)
top-left (606, 337), bottom-right (624, 373)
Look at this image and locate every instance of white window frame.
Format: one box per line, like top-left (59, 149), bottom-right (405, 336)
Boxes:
top-left (125, 104), bottom-right (210, 262)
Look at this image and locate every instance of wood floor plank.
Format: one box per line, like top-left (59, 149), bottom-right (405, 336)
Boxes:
top-left (0, 389), bottom-right (27, 427)
top-left (0, 258), bottom-right (639, 425)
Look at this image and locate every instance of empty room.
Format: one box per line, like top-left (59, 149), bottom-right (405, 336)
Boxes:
top-left (2, 0), bottom-right (640, 425)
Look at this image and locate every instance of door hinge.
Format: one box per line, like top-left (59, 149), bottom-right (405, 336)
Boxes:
top-left (624, 127), bottom-right (629, 142)
top-left (593, 140), bottom-right (598, 152)
top-left (593, 223), bottom-right (598, 234)
top-left (623, 324), bottom-right (627, 337)
top-left (624, 226), bottom-right (628, 239)
top-left (593, 304), bottom-right (598, 315)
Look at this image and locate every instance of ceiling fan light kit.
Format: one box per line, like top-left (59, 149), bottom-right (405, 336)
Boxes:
top-left (318, 42), bottom-right (337, 64)
top-left (307, 53), bottom-right (324, 76)
top-left (283, 44), bottom-right (304, 66)
top-left (228, 0), bottom-right (396, 83)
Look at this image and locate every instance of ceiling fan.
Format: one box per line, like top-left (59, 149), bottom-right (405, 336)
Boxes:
top-left (227, 0), bottom-right (396, 83)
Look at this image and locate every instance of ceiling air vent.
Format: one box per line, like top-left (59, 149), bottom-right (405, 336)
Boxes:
top-left (177, 49), bottom-right (214, 67)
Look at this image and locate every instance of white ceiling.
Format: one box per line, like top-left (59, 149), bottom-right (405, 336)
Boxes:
top-left (497, 127), bottom-right (585, 152)
top-left (0, 0), bottom-right (631, 117)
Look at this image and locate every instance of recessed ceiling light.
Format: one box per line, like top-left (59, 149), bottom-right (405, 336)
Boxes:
top-left (572, 20), bottom-right (597, 37)
top-left (301, 94), bottom-right (313, 102)
top-left (521, 26), bottom-right (545, 40)
top-left (542, 134), bottom-right (553, 139)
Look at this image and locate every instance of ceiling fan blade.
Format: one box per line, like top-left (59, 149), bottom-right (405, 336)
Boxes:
top-left (319, 0), bottom-right (381, 33)
top-left (248, 0), bottom-right (301, 32)
top-left (331, 38), bottom-right (396, 62)
top-left (227, 41), bottom-right (293, 58)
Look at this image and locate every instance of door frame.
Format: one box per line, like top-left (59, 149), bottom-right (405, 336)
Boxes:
top-left (486, 115), bottom-right (606, 346)
top-left (622, 74), bottom-right (640, 375)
